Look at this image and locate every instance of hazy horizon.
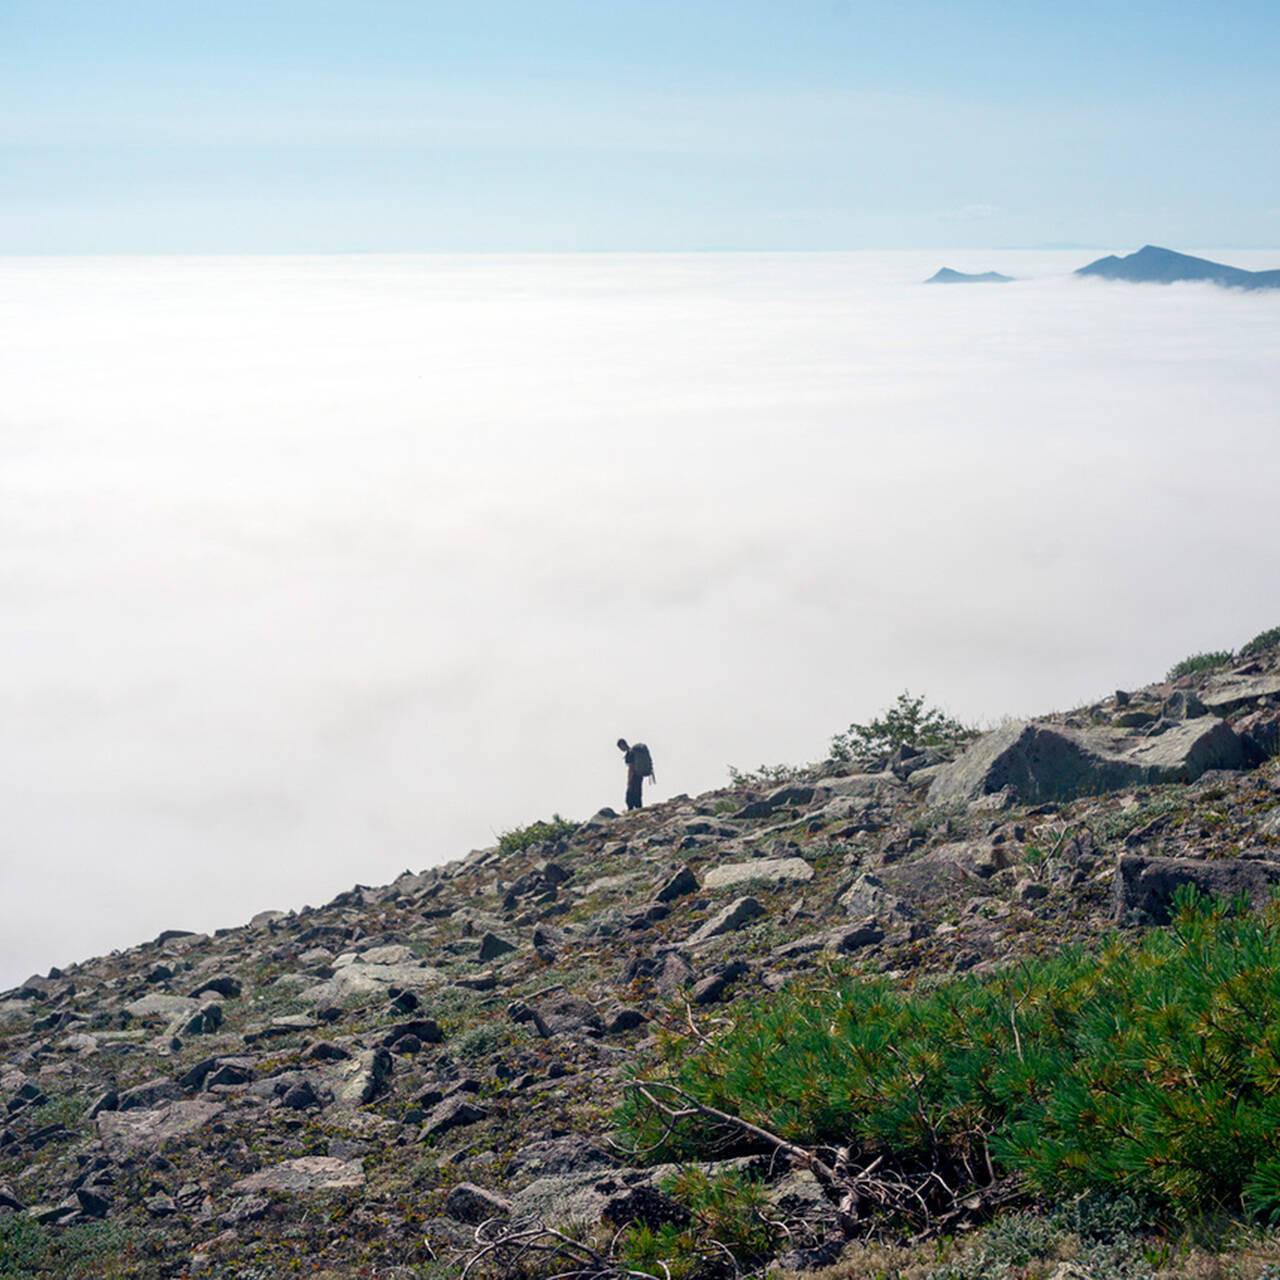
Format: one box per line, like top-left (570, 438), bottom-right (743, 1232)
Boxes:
top-left (3, 249), bottom-right (1279, 988)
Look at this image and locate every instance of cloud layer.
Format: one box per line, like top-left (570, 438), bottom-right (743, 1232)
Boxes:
top-left (2, 250), bottom-right (1278, 986)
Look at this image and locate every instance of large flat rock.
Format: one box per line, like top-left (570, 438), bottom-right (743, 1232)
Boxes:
top-left (124, 993), bottom-right (201, 1020)
top-left (1202, 674), bottom-right (1280, 713)
top-left (232, 1156), bottom-right (365, 1193)
top-left (928, 717), bottom-right (1247, 806)
top-left (302, 959), bottom-right (448, 1004)
top-left (97, 1099), bottom-right (225, 1157)
top-left (702, 858), bottom-right (813, 891)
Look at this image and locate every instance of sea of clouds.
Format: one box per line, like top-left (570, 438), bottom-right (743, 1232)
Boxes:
top-left (2, 249), bottom-right (1278, 986)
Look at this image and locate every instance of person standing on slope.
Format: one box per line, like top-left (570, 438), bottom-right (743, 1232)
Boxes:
top-left (617, 738), bottom-right (655, 811)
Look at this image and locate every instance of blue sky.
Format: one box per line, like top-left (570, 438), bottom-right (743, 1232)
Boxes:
top-left (3, 0), bottom-right (1279, 250)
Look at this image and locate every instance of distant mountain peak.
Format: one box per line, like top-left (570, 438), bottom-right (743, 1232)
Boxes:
top-left (1076, 245), bottom-right (1280, 290)
top-left (925, 267), bottom-right (1013, 284)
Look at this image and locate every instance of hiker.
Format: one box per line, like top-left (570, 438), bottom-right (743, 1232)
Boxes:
top-left (617, 739), bottom-right (655, 810)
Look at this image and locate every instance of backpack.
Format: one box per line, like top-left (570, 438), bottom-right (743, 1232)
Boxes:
top-left (629, 742), bottom-right (655, 782)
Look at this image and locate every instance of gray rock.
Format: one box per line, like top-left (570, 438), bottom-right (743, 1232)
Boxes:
top-left (1239, 709), bottom-right (1280, 763)
top-left (603, 1006), bottom-right (648, 1034)
top-left (75, 1187), bottom-right (113, 1218)
top-left (702, 858), bottom-right (813, 891)
top-left (444, 1182), bottom-right (513, 1223)
top-left (232, 1156), bottom-right (364, 1193)
top-left (420, 1095), bottom-right (487, 1141)
top-left (737, 783), bottom-right (816, 820)
top-left (123, 993), bottom-right (201, 1021)
top-left (929, 717), bottom-right (1247, 806)
top-left (540, 997), bottom-right (603, 1036)
top-left (1162, 690), bottom-right (1208, 720)
top-left (531, 925), bottom-right (564, 962)
top-left (172, 1002), bottom-right (223, 1036)
top-left (478, 932), bottom-right (517, 962)
top-left (338, 1048), bottom-right (394, 1105)
top-left (118, 1079), bottom-right (184, 1111)
top-left (688, 896), bottom-right (765, 943)
top-left (188, 975), bottom-right (242, 999)
top-left (1115, 854), bottom-right (1280, 924)
top-left (97, 1099), bottom-right (225, 1157)
top-left (509, 1167), bottom-right (691, 1230)
top-left (506, 1135), bottom-right (612, 1178)
top-left (654, 866), bottom-right (699, 903)
top-left (380, 1019), bottom-right (444, 1049)
top-left (655, 952), bottom-right (694, 998)
top-left (1202, 674), bottom-right (1280, 714)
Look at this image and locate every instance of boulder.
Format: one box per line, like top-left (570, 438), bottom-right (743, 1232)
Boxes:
top-left (506, 1134), bottom-right (612, 1178)
top-left (338, 1048), bottom-right (394, 1105)
top-left (97, 1099), bottom-right (225, 1158)
top-left (232, 1156), bottom-right (364, 1194)
top-left (654, 866), bottom-right (699, 903)
top-left (477, 932), bottom-right (517, 962)
top-left (508, 1167), bottom-right (691, 1230)
top-left (1202, 674), bottom-right (1280, 714)
top-left (444, 1182), bottom-right (513, 1223)
top-left (188, 976), bottom-right (242, 999)
top-left (736, 783), bottom-right (815, 819)
top-left (1238, 709), bottom-right (1280, 763)
top-left (929, 718), bottom-right (1247, 806)
top-left (420, 1096), bottom-right (487, 1141)
top-left (123, 993), bottom-right (200, 1021)
top-left (1114, 854), bottom-right (1280, 924)
top-left (118, 1079), bottom-right (185, 1111)
top-left (688, 897), bottom-right (765, 943)
top-left (702, 858), bottom-right (814, 891)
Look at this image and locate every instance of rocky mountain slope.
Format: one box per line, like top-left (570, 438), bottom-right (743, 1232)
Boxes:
top-left (3, 639), bottom-right (1280, 1279)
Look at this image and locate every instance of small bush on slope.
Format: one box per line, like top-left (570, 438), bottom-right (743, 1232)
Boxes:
top-left (831, 691), bottom-right (975, 765)
top-left (1241, 625), bottom-right (1280, 658)
top-left (495, 813), bottom-right (576, 856)
top-left (620, 889), bottom-right (1280, 1226)
top-left (1167, 650), bottom-right (1235, 680)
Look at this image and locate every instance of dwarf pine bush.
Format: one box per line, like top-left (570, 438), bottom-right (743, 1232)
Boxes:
top-left (495, 813), bottom-right (576, 855)
top-left (1167, 650), bottom-right (1234, 680)
top-left (620, 889), bottom-right (1280, 1224)
top-left (830, 691), bottom-right (975, 764)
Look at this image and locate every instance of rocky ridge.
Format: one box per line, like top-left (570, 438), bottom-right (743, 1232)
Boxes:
top-left (2, 643), bottom-right (1280, 1278)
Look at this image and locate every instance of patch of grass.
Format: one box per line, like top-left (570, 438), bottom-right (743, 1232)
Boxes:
top-left (1168, 650), bottom-right (1234, 680)
top-left (0, 1216), bottom-right (137, 1280)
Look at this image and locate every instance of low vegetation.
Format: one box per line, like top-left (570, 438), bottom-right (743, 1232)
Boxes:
top-left (618, 890), bottom-right (1280, 1276)
top-left (495, 813), bottom-right (577, 856)
top-left (1167, 622), bottom-right (1280, 679)
top-left (830, 691), bottom-right (976, 765)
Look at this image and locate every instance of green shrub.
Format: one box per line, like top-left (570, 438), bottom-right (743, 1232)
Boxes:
top-left (1242, 626), bottom-right (1280, 658)
top-left (727, 761), bottom-right (800, 787)
top-left (619, 889), bottom-right (1280, 1226)
top-left (830, 691), bottom-right (974, 764)
top-left (1167, 650), bottom-right (1233, 680)
top-left (495, 813), bottom-right (576, 856)
top-left (619, 1166), bottom-right (785, 1279)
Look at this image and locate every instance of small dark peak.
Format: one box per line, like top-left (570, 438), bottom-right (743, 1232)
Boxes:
top-left (925, 267), bottom-right (1014, 284)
